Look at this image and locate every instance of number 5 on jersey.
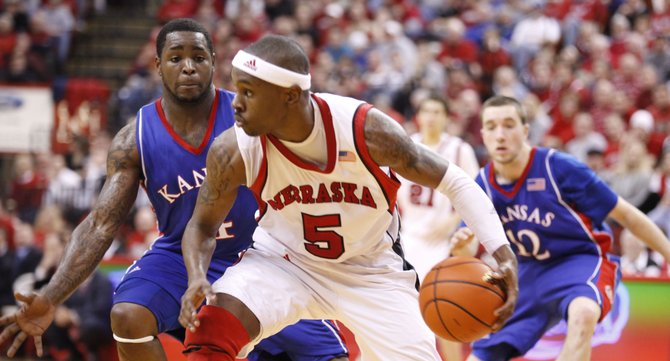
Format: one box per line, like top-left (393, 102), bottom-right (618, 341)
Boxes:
top-left (302, 213), bottom-right (345, 259)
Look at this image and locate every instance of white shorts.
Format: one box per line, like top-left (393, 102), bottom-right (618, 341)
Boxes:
top-left (211, 242), bottom-right (440, 361)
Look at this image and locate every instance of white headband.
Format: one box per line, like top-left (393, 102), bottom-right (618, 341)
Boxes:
top-left (232, 50), bottom-right (311, 90)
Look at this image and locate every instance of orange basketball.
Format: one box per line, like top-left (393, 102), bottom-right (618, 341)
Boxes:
top-left (418, 256), bottom-right (506, 342)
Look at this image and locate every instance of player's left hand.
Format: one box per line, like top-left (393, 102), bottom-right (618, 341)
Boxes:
top-left (489, 259), bottom-right (518, 332)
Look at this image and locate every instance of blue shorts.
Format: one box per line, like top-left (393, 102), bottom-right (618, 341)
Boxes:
top-left (113, 250), bottom-right (348, 359)
top-left (472, 253), bottom-right (621, 361)
top-left (247, 320), bottom-right (348, 361)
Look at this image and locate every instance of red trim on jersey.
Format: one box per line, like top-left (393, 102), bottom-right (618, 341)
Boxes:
top-left (489, 147), bottom-right (537, 198)
top-left (266, 94), bottom-right (336, 173)
top-left (250, 136), bottom-right (268, 220)
top-left (576, 211), bottom-right (618, 321)
top-left (155, 90), bottom-right (220, 155)
top-left (352, 104), bottom-right (401, 212)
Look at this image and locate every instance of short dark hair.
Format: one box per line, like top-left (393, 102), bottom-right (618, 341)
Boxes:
top-left (156, 18), bottom-right (213, 58)
top-left (420, 93), bottom-right (449, 114)
top-left (482, 95), bottom-right (527, 124)
top-left (245, 34), bottom-right (310, 75)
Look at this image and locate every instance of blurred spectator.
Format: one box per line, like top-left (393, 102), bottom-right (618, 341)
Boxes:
top-left (611, 52), bottom-right (644, 103)
top-left (522, 93), bottom-right (553, 146)
top-left (34, 0), bottom-right (75, 66)
top-left (601, 138), bottom-right (655, 208)
top-left (647, 37), bottom-right (670, 81)
top-left (11, 222), bottom-right (42, 281)
top-left (3, 0), bottom-right (30, 33)
top-left (0, 224), bottom-right (16, 316)
top-left (43, 153), bottom-right (84, 216)
top-left (114, 71), bottom-right (162, 131)
top-left (629, 109), bottom-right (665, 160)
top-left (620, 228), bottom-right (666, 277)
top-left (585, 148), bottom-right (608, 176)
top-left (647, 83), bottom-right (670, 136)
top-left (565, 112), bottom-right (608, 163)
top-left (436, 17), bottom-right (478, 74)
top-left (0, 13), bottom-right (17, 70)
top-left (602, 112), bottom-right (628, 166)
top-left (45, 271), bottom-right (114, 361)
top-left (588, 79), bottom-right (616, 133)
top-left (157, 0), bottom-right (198, 24)
top-left (545, 91), bottom-right (580, 148)
top-left (124, 205), bottom-right (158, 259)
top-left (14, 232), bottom-right (113, 360)
top-left (264, 0), bottom-right (294, 22)
top-left (478, 26), bottom-right (511, 96)
top-left (9, 154), bottom-right (48, 224)
top-left (509, 2), bottom-right (561, 73)
top-left (492, 65), bottom-right (528, 101)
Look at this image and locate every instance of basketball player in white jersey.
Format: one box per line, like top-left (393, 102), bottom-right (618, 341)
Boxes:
top-left (177, 35), bottom-right (519, 361)
top-left (397, 94), bottom-right (480, 360)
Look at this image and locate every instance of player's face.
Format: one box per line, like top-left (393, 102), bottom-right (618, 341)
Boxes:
top-left (157, 31), bottom-right (214, 103)
top-left (230, 68), bottom-right (287, 136)
top-left (480, 104), bottom-right (529, 164)
top-left (417, 100), bottom-right (447, 136)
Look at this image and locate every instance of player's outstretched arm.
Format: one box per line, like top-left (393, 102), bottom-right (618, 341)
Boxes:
top-left (609, 196), bottom-right (670, 263)
top-left (0, 122), bottom-right (141, 357)
top-left (180, 128), bottom-right (246, 332)
top-left (363, 108), bottom-right (518, 325)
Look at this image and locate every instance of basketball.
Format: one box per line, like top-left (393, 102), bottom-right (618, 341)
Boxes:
top-left (418, 256), bottom-right (506, 342)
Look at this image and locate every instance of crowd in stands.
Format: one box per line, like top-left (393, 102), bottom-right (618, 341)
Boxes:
top-left (111, 0), bottom-right (670, 278)
top-left (2, 0), bottom-right (670, 357)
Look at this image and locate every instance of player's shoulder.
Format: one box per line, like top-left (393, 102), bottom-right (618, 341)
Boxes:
top-left (313, 92), bottom-right (365, 108)
top-left (217, 88), bottom-right (236, 103)
top-left (107, 120), bottom-right (141, 169)
top-left (543, 147), bottom-right (587, 170)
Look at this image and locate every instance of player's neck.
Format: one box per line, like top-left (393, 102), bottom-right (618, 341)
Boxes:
top-left (494, 144), bottom-right (532, 183)
top-left (162, 87), bottom-right (216, 128)
top-left (421, 131), bottom-right (442, 146)
top-left (271, 96), bottom-right (315, 143)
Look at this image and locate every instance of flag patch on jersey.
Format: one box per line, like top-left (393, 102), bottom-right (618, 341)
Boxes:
top-left (338, 150), bottom-right (356, 162)
top-left (526, 178), bottom-right (546, 191)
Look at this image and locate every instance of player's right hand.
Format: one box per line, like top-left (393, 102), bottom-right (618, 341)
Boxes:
top-left (449, 227), bottom-right (475, 256)
top-left (0, 292), bottom-right (56, 358)
top-left (179, 277), bottom-right (214, 332)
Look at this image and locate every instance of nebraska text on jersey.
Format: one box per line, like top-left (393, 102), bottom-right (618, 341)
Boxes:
top-left (266, 182), bottom-right (378, 210)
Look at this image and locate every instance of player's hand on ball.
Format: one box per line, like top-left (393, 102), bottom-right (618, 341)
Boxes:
top-left (489, 259), bottom-right (518, 332)
top-left (0, 292), bottom-right (56, 358)
top-left (179, 277), bottom-right (214, 332)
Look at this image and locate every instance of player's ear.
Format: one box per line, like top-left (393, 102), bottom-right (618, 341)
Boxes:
top-left (211, 52), bottom-right (216, 71)
top-left (155, 56), bottom-right (161, 76)
top-left (284, 85), bottom-right (302, 105)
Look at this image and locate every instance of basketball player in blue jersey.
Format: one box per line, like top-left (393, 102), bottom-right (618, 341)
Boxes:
top-left (177, 35), bottom-right (518, 361)
top-left (450, 95), bottom-right (670, 361)
top-left (0, 19), bottom-right (348, 361)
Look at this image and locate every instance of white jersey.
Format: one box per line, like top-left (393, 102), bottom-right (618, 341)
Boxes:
top-left (398, 133), bottom-right (478, 241)
top-left (217, 92), bottom-right (440, 360)
top-left (236, 92), bottom-right (401, 264)
top-left (397, 133), bottom-right (479, 279)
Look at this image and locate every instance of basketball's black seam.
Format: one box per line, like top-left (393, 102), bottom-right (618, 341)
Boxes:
top-left (433, 261), bottom-right (486, 270)
top-left (427, 300), bottom-right (464, 343)
top-left (428, 297), bottom-right (494, 330)
top-left (422, 279), bottom-right (506, 300)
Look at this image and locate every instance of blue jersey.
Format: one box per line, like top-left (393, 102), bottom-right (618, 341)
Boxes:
top-left (136, 89), bottom-right (257, 268)
top-left (471, 147), bottom-right (622, 359)
top-left (477, 147), bottom-right (618, 262)
top-left (115, 90), bottom-right (349, 359)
